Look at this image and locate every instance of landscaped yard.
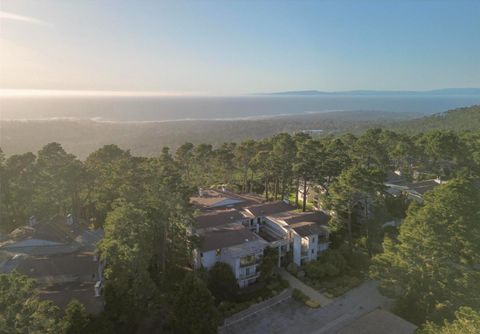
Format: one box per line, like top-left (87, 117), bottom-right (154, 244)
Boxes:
top-left (286, 247), bottom-right (369, 298)
top-left (218, 276), bottom-right (290, 318)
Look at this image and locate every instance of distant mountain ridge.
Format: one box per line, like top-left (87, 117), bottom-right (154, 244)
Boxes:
top-left (261, 88), bottom-right (480, 96)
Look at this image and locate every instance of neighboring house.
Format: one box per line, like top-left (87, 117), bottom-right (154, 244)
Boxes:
top-left (10, 251), bottom-right (104, 314)
top-left (191, 188), bottom-right (261, 210)
top-left (0, 216), bottom-right (103, 256)
top-left (297, 182), bottom-right (328, 210)
top-left (194, 224), bottom-right (268, 288)
top-left (0, 215), bottom-right (104, 314)
top-left (384, 171), bottom-right (443, 202)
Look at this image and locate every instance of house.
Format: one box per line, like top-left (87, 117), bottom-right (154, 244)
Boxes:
top-left (384, 171), bottom-right (442, 202)
top-left (297, 182), bottom-right (328, 210)
top-left (0, 215), bottom-right (104, 314)
top-left (194, 224), bottom-right (268, 288)
top-left (4, 251), bottom-right (104, 314)
top-left (191, 193), bottom-right (332, 287)
top-left (0, 215), bottom-right (103, 255)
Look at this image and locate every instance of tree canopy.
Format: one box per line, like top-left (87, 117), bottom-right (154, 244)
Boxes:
top-left (371, 178), bottom-right (480, 324)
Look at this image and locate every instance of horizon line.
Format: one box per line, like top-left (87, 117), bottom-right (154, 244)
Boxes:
top-left (0, 89), bottom-right (213, 98)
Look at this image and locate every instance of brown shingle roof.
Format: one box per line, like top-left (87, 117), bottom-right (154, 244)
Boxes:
top-left (195, 209), bottom-right (245, 229)
top-left (199, 225), bottom-right (262, 252)
top-left (291, 222), bottom-right (328, 237)
top-left (282, 211), bottom-right (330, 226)
top-left (246, 201), bottom-right (295, 217)
top-left (15, 251), bottom-right (98, 279)
top-left (38, 282), bottom-right (103, 315)
top-left (8, 216), bottom-right (88, 244)
top-left (191, 189), bottom-right (261, 210)
top-left (191, 189), bottom-right (245, 209)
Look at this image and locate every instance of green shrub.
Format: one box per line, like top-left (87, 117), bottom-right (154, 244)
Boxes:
top-left (208, 262), bottom-right (238, 302)
top-left (292, 288), bottom-right (309, 303)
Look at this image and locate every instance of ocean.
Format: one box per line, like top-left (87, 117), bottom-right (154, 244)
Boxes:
top-left (1, 95), bottom-right (479, 122)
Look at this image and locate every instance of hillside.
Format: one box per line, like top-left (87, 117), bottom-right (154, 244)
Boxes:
top-left (0, 110), bottom-right (415, 158)
top-left (391, 105), bottom-right (480, 133)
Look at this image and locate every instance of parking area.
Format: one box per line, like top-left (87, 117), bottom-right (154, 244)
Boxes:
top-left (220, 281), bottom-right (391, 334)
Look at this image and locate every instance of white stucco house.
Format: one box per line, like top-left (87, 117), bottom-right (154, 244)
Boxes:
top-left (191, 192), bottom-right (331, 287)
top-left (262, 211), bottom-right (330, 266)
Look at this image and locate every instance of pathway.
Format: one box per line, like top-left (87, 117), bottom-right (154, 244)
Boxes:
top-left (279, 268), bottom-right (332, 306)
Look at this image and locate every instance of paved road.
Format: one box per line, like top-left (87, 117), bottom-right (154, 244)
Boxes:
top-left (221, 280), bottom-right (390, 334)
top-left (279, 269), bottom-right (332, 306)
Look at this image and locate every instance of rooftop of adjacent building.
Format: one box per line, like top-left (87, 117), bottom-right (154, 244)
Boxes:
top-left (195, 209), bottom-right (246, 230)
top-left (244, 200), bottom-right (295, 217)
top-left (198, 224), bottom-right (264, 252)
top-left (38, 282), bottom-right (103, 315)
top-left (190, 188), bottom-right (262, 210)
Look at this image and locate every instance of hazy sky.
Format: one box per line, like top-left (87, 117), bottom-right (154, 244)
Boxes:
top-left (1, 0), bottom-right (479, 95)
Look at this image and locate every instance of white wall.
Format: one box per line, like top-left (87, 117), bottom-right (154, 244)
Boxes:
top-left (200, 250), bottom-right (218, 269)
top-left (293, 234), bottom-right (302, 266)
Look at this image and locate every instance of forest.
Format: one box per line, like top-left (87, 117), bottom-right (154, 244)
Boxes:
top-left (1, 126), bottom-right (480, 333)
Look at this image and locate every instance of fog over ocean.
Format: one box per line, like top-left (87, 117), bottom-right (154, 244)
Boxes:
top-left (2, 95), bottom-right (480, 122)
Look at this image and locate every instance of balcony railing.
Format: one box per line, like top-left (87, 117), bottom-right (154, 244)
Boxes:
top-left (239, 270), bottom-right (260, 280)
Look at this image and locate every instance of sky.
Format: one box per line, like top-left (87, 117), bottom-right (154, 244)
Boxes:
top-left (0, 0), bottom-right (479, 96)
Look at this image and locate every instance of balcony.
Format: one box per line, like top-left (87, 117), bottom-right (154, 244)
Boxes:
top-left (239, 269), bottom-right (260, 280)
top-left (240, 254), bottom-right (262, 267)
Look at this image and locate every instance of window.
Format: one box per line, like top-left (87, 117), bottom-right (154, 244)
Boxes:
top-left (216, 249), bottom-right (221, 256)
top-left (311, 249), bottom-right (314, 254)
top-left (200, 252), bottom-right (203, 258)
top-left (312, 237), bottom-right (315, 243)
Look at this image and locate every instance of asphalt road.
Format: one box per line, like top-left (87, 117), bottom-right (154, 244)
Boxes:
top-left (220, 280), bottom-right (390, 334)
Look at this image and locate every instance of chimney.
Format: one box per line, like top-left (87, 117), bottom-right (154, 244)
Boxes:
top-left (66, 214), bottom-right (74, 225)
top-left (29, 216), bottom-right (37, 227)
top-left (198, 188), bottom-right (204, 197)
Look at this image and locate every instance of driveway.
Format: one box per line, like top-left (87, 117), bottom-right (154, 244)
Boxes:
top-left (220, 280), bottom-right (390, 334)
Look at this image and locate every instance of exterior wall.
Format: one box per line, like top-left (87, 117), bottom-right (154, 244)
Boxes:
top-left (292, 233), bottom-right (326, 265)
top-left (200, 250), bottom-right (218, 269)
top-left (198, 247), bottom-right (264, 288)
top-left (293, 234), bottom-right (302, 266)
top-left (237, 253), bottom-right (262, 288)
top-left (307, 235), bottom-right (319, 261)
top-left (318, 242), bottom-right (329, 252)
